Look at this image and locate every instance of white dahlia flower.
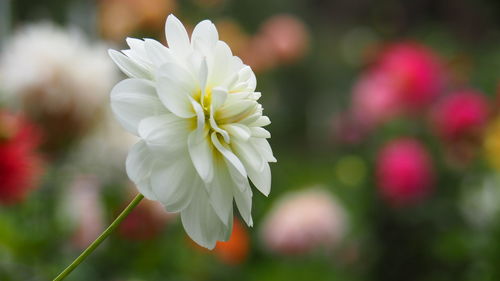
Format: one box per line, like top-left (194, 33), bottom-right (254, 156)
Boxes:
top-left (109, 14), bottom-right (276, 249)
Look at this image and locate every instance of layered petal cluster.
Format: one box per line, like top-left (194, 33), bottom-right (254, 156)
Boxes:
top-left (109, 15), bottom-right (275, 249)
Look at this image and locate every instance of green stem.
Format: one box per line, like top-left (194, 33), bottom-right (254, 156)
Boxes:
top-left (53, 193), bottom-right (144, 281)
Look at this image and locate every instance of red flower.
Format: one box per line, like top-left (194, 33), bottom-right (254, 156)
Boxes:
top-left (431, 90), bottom-right (489, 141)
top-left (0, 111), bottom-right (44, 204)
top-left (376, 138), bottom-right (434, 207)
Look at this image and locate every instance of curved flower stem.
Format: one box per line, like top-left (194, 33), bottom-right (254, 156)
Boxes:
top-left (53, 193), bottom-right (144, 281)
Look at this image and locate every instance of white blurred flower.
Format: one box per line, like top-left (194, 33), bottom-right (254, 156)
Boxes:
top-left (261, 187), bottom-right (347, 255)
top-left (461, 175), bottom-right (500, 229)
top-left (108, 14), bottom-right (275, 249)
top-left (0, 23), bottom-right (116, 123)
top-left (67, 110), bottom-right (139, 181)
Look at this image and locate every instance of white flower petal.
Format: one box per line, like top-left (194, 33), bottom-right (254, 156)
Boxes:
top-left (238, 66), bottom-right (252, 83)
top-left (247, 70), bottom-right (257, 92)
top-left (231, 138), bottom-right (264, 173)
top-left (223, 124), bottom-right (251, 141)
top-left (208, 158), bottom-right (235, 226)
top-left (108, 49), bottom-right (152, 79)
top-left (222, 72), bottom-right (239, 90)
top-left (232, 139), bottom-right (272, 196)
top-left (248, 161), bottom-right (271, 196)
top-left (156, 63), bottom-right (197, 118)
top-left (209, 108), bottom-right (230, 143)
top-left (250, 127), bottom-right (271, 138)
top-left (229, 66), bottom-right (255, 93)
top-left (229, 56), bottom-right (244, 73)
top-left (251, 138), bottom-right (277, 162)
top-left (226, 158), bottom-right (251, 193)
top-left (188, 128), bottom-right (215, 183)
top-left (165, 14), bottom-right (191, 57)
top-left (126, 141), bottom-right (156, 200)
top-left (110, 78), bottom-right (166, 135)
top-left (144, 39), bottom-right (174, 67)
top-left (181, 187), bottom-right (230, 249)
top-left (216, 100), bottom-right (257, 124)
top-left (150, 156), bottom-right (198, 212)
top-left (210, 41), bottom-right (233, 85)
top-left (249, 115), bottom-right (271, 127)
top-left (211, 87), bottom-right (228, 110)
top-left (250, 92), bottom-right (261, 100)
top-left (211, 132), bottom-right (247, 178)
top-left (190, 97), bottom-right (205, 130)
top-left (233, 184), bottom-right (253, 226)
top-left (199, 57), bottom-right (209, 99)
top-left (124, 38), bottom-right (151, 68)
top-left (223, 215), bottom-right (234, 241)
top-left (239, 112), bottom-right (262, 126)
top-left (191, 20), bottom-right (218, 56)
top-left (138, 114), bottom-right (190, 155)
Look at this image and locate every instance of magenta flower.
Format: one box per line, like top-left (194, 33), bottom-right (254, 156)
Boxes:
top-left (431, 90), bottom-right (489, 141)
top-left (351, 42), bottom-right (445, 127)
top-left (376, 138), bottom-right (434, 207)
top-left (375, 42), bottom-right (445, 110)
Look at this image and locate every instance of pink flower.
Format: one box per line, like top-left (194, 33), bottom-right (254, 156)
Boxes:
top-left (351, 42), bottom-right (445, 126)
top-left (62, 175), bottom-right (105, 249)
top-left (261, 188), bottom-right (347, 255)
top-left (431, 90), bottom-right (489, 141)
top-left (376, 138), bottom-right (434, 207)
top-left (0, 111), bottom-right (44, 204)
top-left (351, 70), bottom-right (402, 126)
top-left (375, 42), bottom-right (445, 110)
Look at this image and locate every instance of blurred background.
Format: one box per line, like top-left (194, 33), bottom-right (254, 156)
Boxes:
top-left (1, 0), bottom-right (500, 280)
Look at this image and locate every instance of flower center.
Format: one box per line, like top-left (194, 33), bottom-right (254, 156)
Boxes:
top-left (202, 89), bottom-right (212, 118)
top-left (192, 87), bottom-right (232, 144)
top-left (193, 88), bottom-right (213, 119)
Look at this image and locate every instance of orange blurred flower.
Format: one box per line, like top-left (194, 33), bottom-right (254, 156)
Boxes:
top-left (216, 19), bottom-right (251, 57)
top-left (98, 0), bottom-right (177, 41)
top-left (237, 14), bottom-right (309, 73)
top-left (259, 14), bottom-right (309, 64)
top-left (214, 218), bottom-right (250, 265)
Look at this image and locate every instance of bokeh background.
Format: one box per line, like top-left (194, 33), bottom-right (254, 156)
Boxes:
top-left (2, 0), bottom-right (500, 280)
